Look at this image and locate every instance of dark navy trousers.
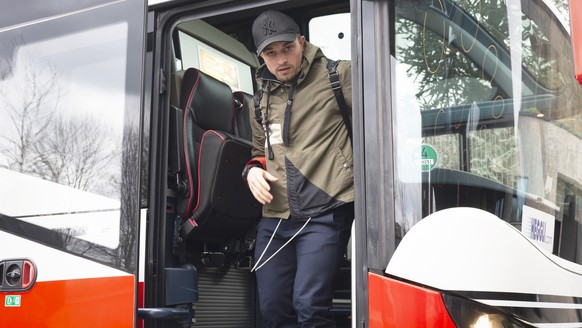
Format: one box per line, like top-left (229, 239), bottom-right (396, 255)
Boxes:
top-left (254, 204), bottom-right (353, 328)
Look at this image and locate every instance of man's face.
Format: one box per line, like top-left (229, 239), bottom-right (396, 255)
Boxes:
top-left (260, 36), bottom-right (305, 82)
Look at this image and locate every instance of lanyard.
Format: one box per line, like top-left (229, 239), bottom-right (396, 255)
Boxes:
top-left (264, 82), bottom-right (297, 160)
top-left (282, 83), bottom-right (297, 147)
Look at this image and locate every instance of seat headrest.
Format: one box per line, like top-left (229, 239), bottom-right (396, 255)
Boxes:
top-left (233, 91), bottom-right (254, 141)
top-left (233, 91), bottom-right (252, 108)
top-left (180, 68), bottom-right (234, 132)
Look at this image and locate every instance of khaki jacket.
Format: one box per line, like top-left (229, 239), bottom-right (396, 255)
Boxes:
top-left (250, 41), bottom-right (354, 219)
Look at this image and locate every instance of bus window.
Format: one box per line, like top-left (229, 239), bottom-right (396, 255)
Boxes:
top-left (176, 23), bottom-right (254, 94)
top-left (0, 6), bottom-right (142, 270)
top-left (392, 0), bottom-right (582, 255)
top-left (309, 13), bottom-right (351, 60)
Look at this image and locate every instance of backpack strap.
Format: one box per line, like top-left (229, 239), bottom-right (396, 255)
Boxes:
top-left (253, 88), bottom-right (263, 126)
top-left (326, 59), bottom-right (353, 145)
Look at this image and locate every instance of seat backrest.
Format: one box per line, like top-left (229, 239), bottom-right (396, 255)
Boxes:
top-left (177, 68), bottom-right (261, 242)
top-left (232, 91), bottom-right (254, 141)
top-left (179, 68), bottom-right (234, 218)
top-left (180, 68), bottom-right (234, 134)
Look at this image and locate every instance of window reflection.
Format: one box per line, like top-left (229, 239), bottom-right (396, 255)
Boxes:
top-left (393, 0), bottom-right (582, 245)
top-left (0, 23), bottom-right (128, 249)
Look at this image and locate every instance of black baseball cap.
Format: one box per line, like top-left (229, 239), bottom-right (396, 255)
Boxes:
top-left (252, 10), bottom-right (300, 55)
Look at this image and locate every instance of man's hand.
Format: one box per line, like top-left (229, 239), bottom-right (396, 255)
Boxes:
top-left (246, 167), bottom-right (279, 204)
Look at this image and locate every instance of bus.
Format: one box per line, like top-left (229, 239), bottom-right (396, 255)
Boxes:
top-left (1, 0), bottom-right (582, 327)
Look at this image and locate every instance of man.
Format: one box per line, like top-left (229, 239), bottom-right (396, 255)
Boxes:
top-left (242, 10), bottom-right (354, 328)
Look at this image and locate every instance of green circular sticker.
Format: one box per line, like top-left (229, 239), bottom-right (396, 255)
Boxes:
top-left (413, 144), bottom-right (438, 172)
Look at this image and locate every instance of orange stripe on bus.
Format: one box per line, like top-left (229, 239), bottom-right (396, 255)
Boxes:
top-left (1, 275), bottom-right (135, 327)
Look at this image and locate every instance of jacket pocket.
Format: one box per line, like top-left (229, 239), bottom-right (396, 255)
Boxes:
top-left (330, 146), bottom-right (354, 192)
top-left (286, 157), bottom-right (337, 218)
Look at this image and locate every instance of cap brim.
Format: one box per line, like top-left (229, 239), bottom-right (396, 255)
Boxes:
top-left (256, 33), bottom-right (297, 54)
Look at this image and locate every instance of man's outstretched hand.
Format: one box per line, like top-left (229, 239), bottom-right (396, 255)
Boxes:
top-left (246, 167), bottom-right (279, 204)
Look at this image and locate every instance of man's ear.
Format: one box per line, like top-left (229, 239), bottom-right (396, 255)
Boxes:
top-left (299, 35), bottom-right (306, 50)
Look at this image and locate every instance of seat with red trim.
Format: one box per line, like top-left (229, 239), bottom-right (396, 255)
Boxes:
top-left (177, 67), bottom-right (261, 243)
top-left (232, 91), bottom-right (253, 141)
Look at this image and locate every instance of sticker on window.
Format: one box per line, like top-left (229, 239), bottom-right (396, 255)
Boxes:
top-left (412, 144), bottom-right (438, 172)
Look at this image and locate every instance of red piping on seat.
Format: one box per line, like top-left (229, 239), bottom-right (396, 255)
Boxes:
top-left (183, 71), bottom-right (201, 217)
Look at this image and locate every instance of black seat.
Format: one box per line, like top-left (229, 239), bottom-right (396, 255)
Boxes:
top-left (233, 91), bottom-right (254, 141)
top-left (177, 68), bottom-right (261, 243)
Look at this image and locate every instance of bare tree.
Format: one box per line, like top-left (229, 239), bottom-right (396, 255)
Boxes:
top-left (0, 53), bottom-right (121, 198)
top-left (32, 114), bottom-right (118, 194)
top-left (67, 124), bottom-right (140, 271)
top-left (118, 123), bottom-right (141, 271)
top-left (0, 61), bottom-right (60, 173)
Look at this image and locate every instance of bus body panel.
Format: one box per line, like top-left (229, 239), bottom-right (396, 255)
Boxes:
top-left (387, 207), bottom-right (582, 326)
top-left (0, 231), bottom-right (135, 327)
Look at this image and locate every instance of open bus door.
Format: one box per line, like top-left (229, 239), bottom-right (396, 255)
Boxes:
top-left (0, 0), bottom-right (147, 326)
top-left (143, 0), bottom-right (582, 326)
top-left (142, 1), bottom-right (355, 327)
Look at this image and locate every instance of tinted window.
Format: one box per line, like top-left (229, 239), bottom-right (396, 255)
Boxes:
top-left (392, 0), bottom-right (582, 257)
top-left (0, 1), bottom-right (145, 271)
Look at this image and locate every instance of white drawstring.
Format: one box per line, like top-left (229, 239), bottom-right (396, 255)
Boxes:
top-left (251, 217), bottom-right (312, 272)
top-left (251, 218), bottom-right (282, 272)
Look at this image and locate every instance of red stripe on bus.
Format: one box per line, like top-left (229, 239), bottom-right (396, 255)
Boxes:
top-left (138, 281), bottom-right (144, 328)
top-left (368, 272), bottom-right (456, 328)
top-left (1, 275), bottom-right (135, 327)
top-left (570, 0), bottom-right (582, 84)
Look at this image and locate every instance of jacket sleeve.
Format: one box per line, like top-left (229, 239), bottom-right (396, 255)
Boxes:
top-left (249, 92), bottom-right (266, 160)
